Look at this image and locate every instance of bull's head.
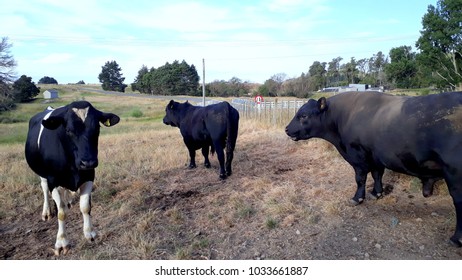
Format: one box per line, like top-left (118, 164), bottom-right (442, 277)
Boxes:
top-left (285, 97), bottom-right (328, 141)
top-left (42, 101), bottom-right (120, 170)
top-left (163, 100), bottom-right (181, 128)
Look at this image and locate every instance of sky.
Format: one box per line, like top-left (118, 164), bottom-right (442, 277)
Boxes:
top-left (1, 0), bottom-right (438, 85)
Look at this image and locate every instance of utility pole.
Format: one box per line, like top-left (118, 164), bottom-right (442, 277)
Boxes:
top-left (202, 58), bottom-right (206, 106)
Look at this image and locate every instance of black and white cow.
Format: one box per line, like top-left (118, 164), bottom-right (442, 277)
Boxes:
top-left (25, 101), bottom-right (119, 255)
top-left (285, 91), bottom-right (462, 247)
top-left (163, 100), bottom-right (239, 179)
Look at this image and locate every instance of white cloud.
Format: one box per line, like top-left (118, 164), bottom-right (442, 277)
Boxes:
top-left (33, 53), bottom-right (74, 64)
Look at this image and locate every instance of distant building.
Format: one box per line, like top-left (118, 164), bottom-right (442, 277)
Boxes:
top-left (321, 84), bottom-right (383, 93)
top-left (43, 89), bottom-right (59, 99)
top-left (348, 84), bottom-right (367, 91)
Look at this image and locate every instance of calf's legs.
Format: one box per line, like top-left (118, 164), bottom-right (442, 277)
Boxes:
top-left (80, 181), bottom-right (96, 241)
top-left (49, 181), bottom-right (96, 256)
top-left (51, 187), bottom-right (70, 255)
top-left (41, 177), bottom-right (52, 221)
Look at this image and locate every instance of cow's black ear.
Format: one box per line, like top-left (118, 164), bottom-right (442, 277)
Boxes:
top-left (318, 97), bottom-right (328, 112)
top-left (168, 100), bottom-right (175, 109)
top-left (100, 113), bottom-right (120, 127)
top-left (42, 116), bottom-right (64, 130)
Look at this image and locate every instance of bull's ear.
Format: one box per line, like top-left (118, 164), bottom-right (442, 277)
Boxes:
top-left (42, 116), bottom-right (64, 130)
top-left (100, 113), bottom-right (120, 127)
top-left (168, 100), bottom-right (175, 109)
top-left (318, 97), bottom-right (327, 112)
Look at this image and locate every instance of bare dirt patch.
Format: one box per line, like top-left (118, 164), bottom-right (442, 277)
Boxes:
top-left (1, 122), bottom-right (462, 259)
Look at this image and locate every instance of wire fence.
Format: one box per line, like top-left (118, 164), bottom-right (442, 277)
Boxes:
top-left (196, 98), bottom-right (307, 127)
top-left (231, 98), bottom-right (306, 127)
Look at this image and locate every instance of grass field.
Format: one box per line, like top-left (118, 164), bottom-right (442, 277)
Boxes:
top-left (1, 85), bottom-right (460, 260)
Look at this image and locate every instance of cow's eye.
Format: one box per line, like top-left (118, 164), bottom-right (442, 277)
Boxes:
top-left (299, 114), bottom-right (307, 119)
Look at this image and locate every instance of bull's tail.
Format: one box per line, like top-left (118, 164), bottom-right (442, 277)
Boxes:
top-left (226, 104), bottom-right (239, 155)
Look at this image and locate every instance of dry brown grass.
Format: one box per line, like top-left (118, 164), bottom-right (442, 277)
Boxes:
top-left (1, 89), bottom-right (461, 260)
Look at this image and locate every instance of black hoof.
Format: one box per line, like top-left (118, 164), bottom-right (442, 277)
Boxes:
top-left (204, 163), bottom-right (211, 168)
top-left (422, 190), bottom-right (433, 198)
top-left (226, 171), bottom-right (232, 177)
top-left (449, 237), bottom-right (462, 247)
top-left (188, 164), bottom-right (197, 169)
top-left (368, 192), bottom-right (382, 200)
top-left (349, 198), bottom-right (363, 206)
top-left (219, 174), bottom-right (227, 180)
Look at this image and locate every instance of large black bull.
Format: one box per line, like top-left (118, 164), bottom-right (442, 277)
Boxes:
top-left (285, 91), bottom-right (462, 246)
top-left (163, 100), bottom-right (239, 179)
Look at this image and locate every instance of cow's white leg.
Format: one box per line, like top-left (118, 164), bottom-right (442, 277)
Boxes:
top-left (51, 187), bottom-right (70, 255)
top-left (40, 177), bottom-right (51, 221)
top-left (80, 181), bottom-right (96, 241)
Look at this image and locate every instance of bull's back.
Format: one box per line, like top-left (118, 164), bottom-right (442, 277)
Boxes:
top-left (331, 91), bottom-right (462, 175)
top-left (203, 102), bottom-right (237, 131)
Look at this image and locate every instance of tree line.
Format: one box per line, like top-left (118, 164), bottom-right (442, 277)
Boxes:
top-left (130, 60), bottom-right (199, 95)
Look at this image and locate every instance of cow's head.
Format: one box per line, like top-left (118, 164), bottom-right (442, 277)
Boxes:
top-left (42, 101), bottom-right (120, 170)
top-left (163, 100), bottom-right (182, 127)
top-left (285, 97), bottom-right (328, 141)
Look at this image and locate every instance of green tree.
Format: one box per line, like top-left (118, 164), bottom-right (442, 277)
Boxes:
top-left (416, 0), bottom-right (462, 90)
top-left (385, 46), bottom-right (418, 88)
top-left (308, 61), bottom-right (326, 91)
top-left (327, 57), bottom-right (343, 87)
top-left (98, 60), bottom-right (127, 92)
top-left (368, 51), bottom-right (388, 86)
top-left (259, 78), bottom-right (279, 97)
top-left (341, 57), bottom-right (359, 84)
top-left (12, 75), bottom-right (40, 102)
top-left (0, 81), bottom-right (14, 111)
top-left (133, 60), bottom-right (199, 95)
top-left (131, 65), bottom-right (149, 92)
top-left (38, 76), bottom-right (58, 84)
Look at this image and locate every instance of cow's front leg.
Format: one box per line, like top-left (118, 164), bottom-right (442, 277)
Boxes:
top-left (370, 168), bottom-right (384, 199)
top-left (201, 146), bottom-right (211, 168)
top-left (450, 199), bottom-right (462, 247)
top-left (80, 181), bottom-right (96, 241)
top-left (351, 168), bottom-right (367, 205)
top-left (40, 177), bottom-right (52, 221)
top-left (187, 147), bottom-right (197, 169)
top-left (51, 187), bottom-right (70, 256)
top-left (422, 178), bottom-right (437, 198)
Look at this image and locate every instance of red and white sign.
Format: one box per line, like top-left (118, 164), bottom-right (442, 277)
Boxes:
top-left (254, 95), bottom-right (264, 104)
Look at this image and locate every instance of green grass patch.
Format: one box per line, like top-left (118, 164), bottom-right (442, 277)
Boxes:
top-left (265, 217), bottom-right (278, 229)
top-left (130, 108), bottom-right (144, 118)
top-left (0, 123), bottom-right (28, 144)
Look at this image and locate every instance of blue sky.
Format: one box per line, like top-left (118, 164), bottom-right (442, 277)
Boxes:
top-left (1, 0), bottom-right (437, 85)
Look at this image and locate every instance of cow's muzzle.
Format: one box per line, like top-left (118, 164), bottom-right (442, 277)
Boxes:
top-left (285, 127), bottom-right (299, 141)
top-left (79, 159), bottom-right (98, 170)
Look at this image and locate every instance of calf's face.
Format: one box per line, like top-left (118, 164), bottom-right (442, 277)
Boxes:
top-left (42, 102), bottom-right (120, 170)
top-left (285, 97), bottom-right (327, 141)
